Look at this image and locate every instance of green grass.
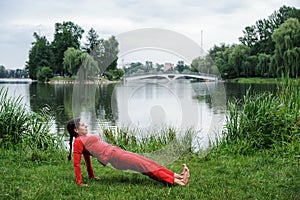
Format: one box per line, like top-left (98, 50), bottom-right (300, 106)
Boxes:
top-left (227, 77), bottom-right (282, 83)
top-left (49, 76), bottom-right (109, 83)
top-left (1, 150), bottom-right (299, 200)
top-left (227, 77), bottom-right (300, 84)
top-left (49, 76), bottom-right (76, 82)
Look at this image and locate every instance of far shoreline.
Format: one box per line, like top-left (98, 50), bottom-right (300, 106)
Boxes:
top-left (49, 77), bottom-right (291, 84)
top-left (0, 78), bottom-right (34, 83)
top-left (1, 77), bottom-right (298, 85)
top-left (48, 77), bottom-right (120, 84)
top-left (225, 77), bottom-right (300, 84)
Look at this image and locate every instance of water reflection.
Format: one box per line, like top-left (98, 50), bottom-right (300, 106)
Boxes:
top-left (0, 83), bottom-right (30, 107)
top-left (109, 80), bottom-right (227, 149)
top-left (114, 81), bottom-right (188, 129)
top-left (225, 82), bottom-right (277, 101)
top-left (29, 83), bottom-right (74, 136)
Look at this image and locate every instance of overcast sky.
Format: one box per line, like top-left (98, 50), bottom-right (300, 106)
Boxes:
top-left (1, 0), bottom-right (299, 69)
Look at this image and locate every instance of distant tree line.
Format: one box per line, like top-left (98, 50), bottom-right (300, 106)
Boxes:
top-left (26, 6), bottom-right (300, 81)
top-left (26, 21), bottom-right (123, 82)
top-left (192, 5), bottom-right (300, 79)
top-left (0, 65), bottom-right (28, 78)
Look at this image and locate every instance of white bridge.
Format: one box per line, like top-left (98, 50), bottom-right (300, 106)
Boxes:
top-left (123, 73), bottom-right (220, 82)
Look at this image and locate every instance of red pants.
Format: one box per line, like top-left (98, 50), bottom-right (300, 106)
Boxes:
top-left (108, 147), bottom-right (175, 184)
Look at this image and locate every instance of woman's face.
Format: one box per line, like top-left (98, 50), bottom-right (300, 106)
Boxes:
top-left (76, 120), bottom-right (88, 136)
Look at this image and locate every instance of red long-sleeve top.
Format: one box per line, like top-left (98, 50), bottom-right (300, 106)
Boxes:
top-left (73, 135), bottom-right (114, 184)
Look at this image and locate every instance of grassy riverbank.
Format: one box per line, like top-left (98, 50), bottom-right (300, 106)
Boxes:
top-left (48, 76), bottom-right (111, 84)
top-left (227, 77), bottom-right (300, 84)
top-left (227, 77), bottom-right (279, 83)
top-left (1, 149), bottom-right (299, 200)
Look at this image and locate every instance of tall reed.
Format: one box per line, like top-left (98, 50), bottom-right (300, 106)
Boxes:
top-left (222, 78), bottom-right (300, 155)
top-left (103, 127), bottom-right (194, 154)
top-left (0, 87), bottom-right (61, 153)
top-left (0, 88), bottom-right (30, 148)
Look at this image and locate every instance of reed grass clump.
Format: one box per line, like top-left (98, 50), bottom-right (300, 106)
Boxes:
top-left (103, 127), bottom-right (194, 154)
top-left (0, 88), bottom-right (62, 158)
top-left (221, 78), bottom-right (300, 156)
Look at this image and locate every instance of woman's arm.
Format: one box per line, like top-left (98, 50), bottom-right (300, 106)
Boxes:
top-left (73, 138), bottom-right (95, 185)
top-left (73, 139), bottom-right (84, 185)
top-left (83, 153), bottom-right (95, 179)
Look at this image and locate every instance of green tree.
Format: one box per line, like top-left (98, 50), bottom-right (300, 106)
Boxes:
top-left (51, 21), bottom-right (84, 76)
top-left (104, 68), bottom-right (125, 81)
top-left (239, 5), bottom-right (300, 55)
top-left (239, 25), bottom-right (258, 49)
top-left (0, 65), bottom-right (7, 78)
top-left (37, 66), bottom-right (53, 82)
top-left (246, 55), bottom-right (258, 77)
top-left (83, 28), bottom-right (100, 53)
top-left (26, 32), bottom-right (52, 80)
top-left (175, 60), bottom-right (190, 73)
top-left (77, 53), bottom-right (99, 81)
top-left (207, 43), bottom-right (235, 78)
top-left (209, 6), bottom-right (300, 79)
top-left (124, 62), bottom-right (143, 74)
top-left (191, 56), bottom-right (209, 73)
top-left (271, 18), bottom-right (300, 77)
top-left (63, 47), bottom-right (83, 76)
top-left (14, 69), bottom-right (27, 78)
top-left (92, 36), bottom-right (119, 73)
top-left (63, 47), bottom-right (99, 78)
top-left (256, 53), bottom-right (271, 77)
top-left (228, 45), bottom-right (251, 77)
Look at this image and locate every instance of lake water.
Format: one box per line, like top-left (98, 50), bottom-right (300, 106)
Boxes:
top-left (0, 79), bottom-right (276, 150)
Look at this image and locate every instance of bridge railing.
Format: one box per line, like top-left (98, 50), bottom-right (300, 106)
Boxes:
top-left (124, 71), bottom-right (220, 78)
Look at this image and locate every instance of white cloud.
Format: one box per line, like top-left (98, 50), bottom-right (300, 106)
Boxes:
top-left (0, 0), bottom-right (299, 69)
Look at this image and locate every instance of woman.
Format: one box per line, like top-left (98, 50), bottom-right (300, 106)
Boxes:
top-left (67, 117), bottom-right (190, 186)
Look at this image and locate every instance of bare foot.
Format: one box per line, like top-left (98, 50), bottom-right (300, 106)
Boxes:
top-left (174, 164), bottom-right (190, 186)
top-left (183, 164), bottom-right (190, 186)
top-left (174, 173), bottom-right (183, 179)
top-left (174, 178), bottom-right (185, 186)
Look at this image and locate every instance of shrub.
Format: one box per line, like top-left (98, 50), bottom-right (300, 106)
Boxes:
top-left (103, 69), bottom-right (125, 81)
top-left (37, 66), bottom-right (53, 82)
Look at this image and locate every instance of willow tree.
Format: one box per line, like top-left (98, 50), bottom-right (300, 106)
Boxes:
top-left (63, 47), bottom-right (98, 78)
top-left (228, 45), bottom-right (251, 77)
top-left (256, 53), bottom-right (271, 77)
top-left (271, 18), bottom-right (300, 78)
top-left (63, 47), bottom-right (83, 76)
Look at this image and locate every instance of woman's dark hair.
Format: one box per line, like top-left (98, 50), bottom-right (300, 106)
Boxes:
top-left (66, 117), bottom-right (81, 161)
